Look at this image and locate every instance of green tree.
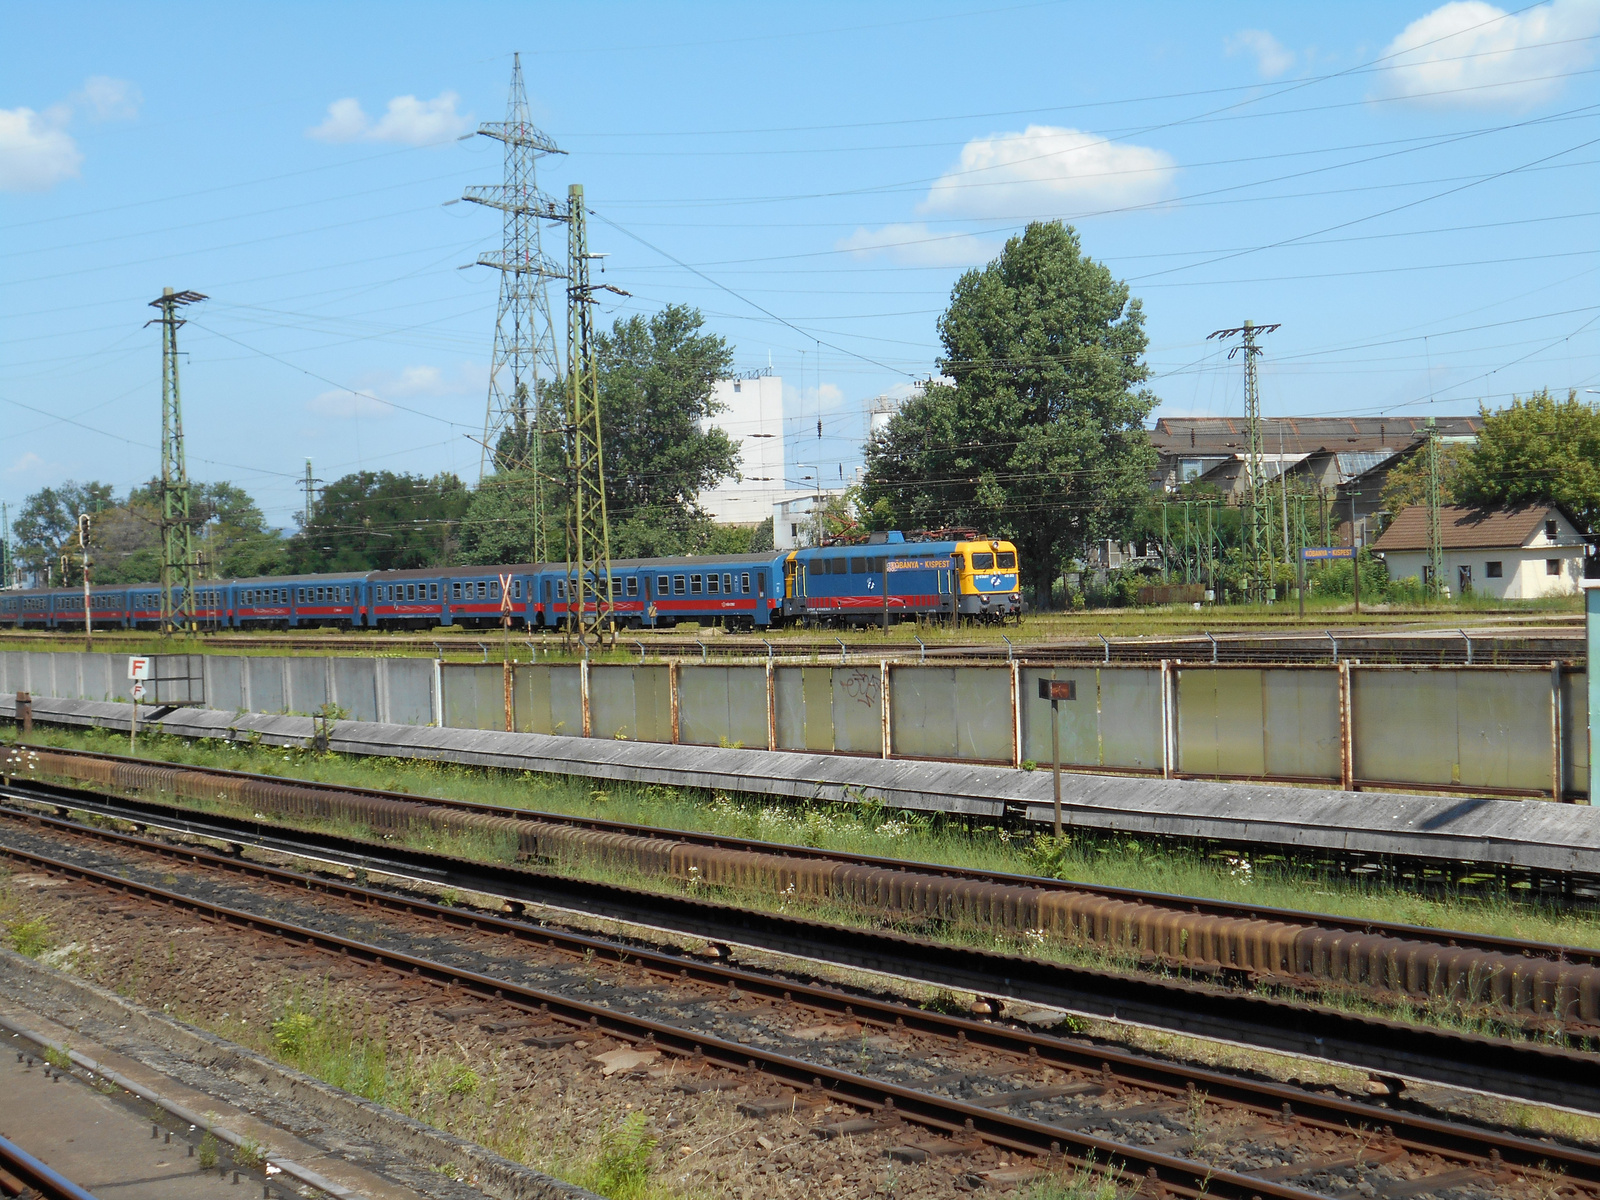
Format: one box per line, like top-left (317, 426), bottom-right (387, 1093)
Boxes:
top-left (291, 470), bottom-right (469, 572)
top-left (458, 470), bottom-right (555, 565)
top-left (13, 481), bottom-right (115, 585)
top-left (1379, 442), bottom-right (1468, 514)
top-left (595, 304), bottom-right (739, 542)
top-left (861, 222), bottom-right (1158, 600)
top-left (1454, 389), bottom-right (1600, 530)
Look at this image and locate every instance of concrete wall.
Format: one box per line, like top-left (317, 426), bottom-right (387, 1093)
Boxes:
top-left (2, 647), bottom-right (1588, 802)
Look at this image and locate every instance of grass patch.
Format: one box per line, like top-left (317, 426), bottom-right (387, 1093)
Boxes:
top-left (6, 916), bottom-right (51, 958)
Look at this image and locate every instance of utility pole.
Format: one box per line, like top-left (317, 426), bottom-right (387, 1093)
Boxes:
top-left (79, 514), bottom-right (92, 650)
top-left (464, 52), bottom-right (567, 564)
top-left (301, 460), bottom-right (318, 530)
top-left (1208, 320), bottom-right (1280, 602)
top-left (147, 288), bottom-right (206, 637)
top-left (1425, 417), bottom-right (1445, 600)
top-left (564, 183), bottom-right (627, 647)
top-left (1350, 489), bottom-right (1362, 615)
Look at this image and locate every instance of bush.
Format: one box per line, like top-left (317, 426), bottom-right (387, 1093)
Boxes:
top-left (6, 917), bottom-right (50, 958)
top-left (578, 1112), bottom-right (658, 1199)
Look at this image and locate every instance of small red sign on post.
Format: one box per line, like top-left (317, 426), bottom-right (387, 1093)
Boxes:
top-left (1039, 678), bottom-right (1076, 702)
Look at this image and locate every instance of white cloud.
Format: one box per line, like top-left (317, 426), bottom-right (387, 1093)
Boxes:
top-left (1226, 29), bottom-right (1297, 78)
top-left (0, 104), bottom-right (80, 192)
top-left (308, 92), bottom-right (470, 146)
top-left (75, 76), bottom-right (141, 120)
top-left (0, 75), bottom-right (142, 193)
top-left (306, 363), bottom-right (476, 419)
top-left (1374, 0), bottom-right (1600, 107)
top-left (7, 451), bottom-right (48, 476)
top-left (917, 124), bottom-right (1178, 219)
top-left (835, 222), bottom-right (1003, 267)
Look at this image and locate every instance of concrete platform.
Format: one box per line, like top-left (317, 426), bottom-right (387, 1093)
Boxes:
top-left (6, 694), bottom-right (1600, 878)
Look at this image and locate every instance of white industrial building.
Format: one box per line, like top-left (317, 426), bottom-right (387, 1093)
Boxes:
top-left (1372, 504), bottom-right (1589, 599)
top-left (698, 372), bottom-right (788, 526)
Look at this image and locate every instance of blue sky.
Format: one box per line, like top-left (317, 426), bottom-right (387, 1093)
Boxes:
top-left (3, 0), bottom-right (1598, 530)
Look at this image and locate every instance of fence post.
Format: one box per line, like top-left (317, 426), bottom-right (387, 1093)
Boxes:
top-left (580, 657), bottom-right (591, 738)
top-left (1552, 660), bottom-right (1564, 803)
top-left (1588, 580), bottom-right (1600, 805)
top-left (1005, 660), bottom-right (1019, 767)
top-left (1338, 661), bottom-right (1354, 790)
top-left (431, 656), bottom-right (443, 728)
top-left (669, 661), bottom-right (681, 744)
top-left (15, 692), bottom-right (31, 740)
top-left (881, 660), bottom-right (892, 759)
top-left (1159, 659), bottom-right (1172, 779)
top-left (765, 660), bottom-right (776, 752)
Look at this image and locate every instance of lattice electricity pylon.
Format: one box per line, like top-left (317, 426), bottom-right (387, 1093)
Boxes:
top-left (463, 52), bottom-right (568, 560)
top-left (563, 183), bottom-right (628, 646)
top-left (1208, 319), bottom-right (1280, 601)
top-left (1425, 416), bottom-right (1445, 597)
top-left (146, 287), bottom-right (206, 635)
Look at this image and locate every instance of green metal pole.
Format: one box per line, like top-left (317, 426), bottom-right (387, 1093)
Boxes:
top-left (1587, 582), bottom-right (1598, 803)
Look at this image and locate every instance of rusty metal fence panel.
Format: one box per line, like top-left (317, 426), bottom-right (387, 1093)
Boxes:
top-left (679, 666), bottom-right (768, 748)
top-left (1352, 668), bottom-right (1555, 793)
top-left (890, 666), bottom-right (1012, 762)
top-left (1020, 667), bottom-right (1163, 771)
top-left (1177, 668), bottom-right (1340, 782)
top-left (589, 665), bottom-right (671, 742)
top-left (1566, 670), bottom-right (1589, 798)
top-left (442, 662), bottom-right (507, 731)
top-left (832, 665), bottom-right (885, 755)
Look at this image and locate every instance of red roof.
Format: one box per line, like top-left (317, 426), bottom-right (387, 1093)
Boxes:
top-left (1371, 504), bottom-right (1555, 552)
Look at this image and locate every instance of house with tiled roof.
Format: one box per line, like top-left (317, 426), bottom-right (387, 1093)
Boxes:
top-left (1370, 503), bottom-right (1588, 599)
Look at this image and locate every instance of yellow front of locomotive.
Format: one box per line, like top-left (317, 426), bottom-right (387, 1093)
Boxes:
top-left (953, 539), bottom-right (1021, 620)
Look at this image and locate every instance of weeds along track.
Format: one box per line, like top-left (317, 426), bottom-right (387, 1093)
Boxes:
top-left (3, 759), bottom-right (1599, 1116)
top-left (4, 807), bottom-right (1600, 1200)
top-left (9, 743), bottom-right (1600, 1036)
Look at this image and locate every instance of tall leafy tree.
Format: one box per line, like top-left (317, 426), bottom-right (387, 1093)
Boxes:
top-left (291, 470), bottom-right (469, 572)
top-left (1454, 389), bottom-right (1600, 530)
top-left (595, 304), bottom-right (739, 557)
top-left (861, 222), bottom-right (1158, 599)
top-left (13, 481), bottom-right (115, 585)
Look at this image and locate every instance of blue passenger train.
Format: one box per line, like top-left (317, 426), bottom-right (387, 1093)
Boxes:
top-left (0, 533), bottom-right (1021, 631)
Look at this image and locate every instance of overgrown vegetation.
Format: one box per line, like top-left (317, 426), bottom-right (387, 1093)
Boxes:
top-left (11, 721), bottom-right (1599, 956)
top-left (6, 915), bottom-right (51, 958)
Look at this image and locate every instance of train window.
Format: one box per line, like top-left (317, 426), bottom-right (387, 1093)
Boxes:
top-left (452, 582), bottom-right (462, 600)
top-left (997, 551), bottom-right (1016, 569)
top-left (658, 574), bottom-right (670, 595)
top-left (868, 557), bottom-right (885, 574)
top-left (626, 577), bottom-right (638, 597)
top-left (707, 573), bottom-right (719, 594)
top-left (741, 572), bottom-right (750, 593)
top-left (690, 574), bottom-right (703, 595)
top-left (556, 580), bottom-right (566, 600)
top-left (405, 584), bottom-right (415, 601)
top-left (513, 580), bottom-right (523, 599)
top-left (346, 586), bottom-right (353, 602)
top-left (428, 583), bottom-right (438, 600)
top-left (722, 573), bottom-right (732, 593)
top-left (673, 575), bottom-right (686, 596)
top-left (849, 557), bottom-right (865, 574)
top-left (477, 581), bottom-right (487, 599)
top-left (490, 581), bottom-right (501, 599)
top-left (971, 552), bottom-right (995, 570)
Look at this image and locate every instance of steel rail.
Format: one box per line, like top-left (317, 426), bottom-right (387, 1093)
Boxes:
top-left (14, 743), bottom-right (1600, 968)
top-left (0, 1132), bottom-right (101, 1200)
top-left (8, 802), bottom-right (1600, 1190)
top-left (5, 778), bottom-right (1599, 1116)
top-left (0, 835), bottom-right (1330, 1200)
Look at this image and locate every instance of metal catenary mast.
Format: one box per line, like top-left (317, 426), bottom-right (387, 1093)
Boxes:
top-left (147, 288), bottom-right (206, 635)
top-left (463, 52), bottom-right (567, 562)
top-left (563, 183), bottom-right (626, 647)
top-left (1425, 416), bottom-right (1445, 597)
top-left (1208, 319), bottom-right (1280, 601)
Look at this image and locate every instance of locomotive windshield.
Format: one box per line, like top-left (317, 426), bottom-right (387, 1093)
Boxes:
top-left (971, 552), bottom-right (995, 570)
top-left (997, 551), bottom-right (1016, 569)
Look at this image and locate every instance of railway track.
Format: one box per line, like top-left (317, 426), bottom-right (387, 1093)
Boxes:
top-left (0, 1131), bottom-right (98, 1200)
top-left (10, 744), bottom-right (1600, 1036)
top-left (3, 806), bottom-right (1599, 1200)
top-left (3, 763), bottom-right (1597, 1118)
